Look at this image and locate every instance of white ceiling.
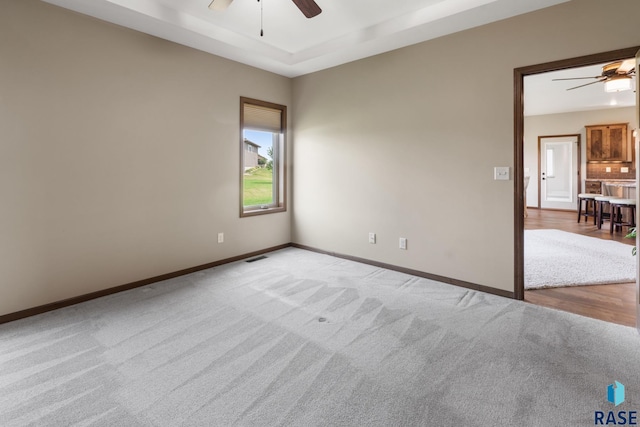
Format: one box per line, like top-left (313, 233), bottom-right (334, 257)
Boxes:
top-left (43, 0), bottom-right (569, 78)
top-left (42, 0), bottom-right (636, 116)
top-left (525, 61), bottom-right (637, 117)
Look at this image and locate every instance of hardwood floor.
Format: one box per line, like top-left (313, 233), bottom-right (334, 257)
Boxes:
top-left (524, 208), bottom-right (637, 328)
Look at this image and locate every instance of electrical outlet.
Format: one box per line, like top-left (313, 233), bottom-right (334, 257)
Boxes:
top-left (399, 237), bottom-right (407, 250)
top-left (368, 232), bottom-right (376, 244)
top-left (217, 232), bottom-right (224, 243)
top-left (621, 167), bottom-right (629, 173)
top-left (606, 167), bottom-right (611, 173)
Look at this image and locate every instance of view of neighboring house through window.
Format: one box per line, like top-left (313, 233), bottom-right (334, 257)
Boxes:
top-left (240, 97), bottom-right (286, 216)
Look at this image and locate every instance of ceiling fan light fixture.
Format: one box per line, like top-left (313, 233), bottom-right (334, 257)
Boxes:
top-left (604, 75), bottom-right (632, 93)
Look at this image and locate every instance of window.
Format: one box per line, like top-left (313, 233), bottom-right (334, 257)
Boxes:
top-left (240, 97), bottom-right (286, 216)
top-left (545, 148), bottom-right (554, 178)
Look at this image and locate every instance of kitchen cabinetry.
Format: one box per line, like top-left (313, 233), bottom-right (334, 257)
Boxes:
top-left (586, 123), bottom-right (629, 162)
top-left (585, 181), bottom-right (601, 194)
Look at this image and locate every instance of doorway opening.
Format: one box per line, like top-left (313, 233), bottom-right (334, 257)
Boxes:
top-left (514, 47), bottom-right (640, 328)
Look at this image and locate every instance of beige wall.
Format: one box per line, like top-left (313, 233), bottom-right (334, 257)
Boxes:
top-left (525, 107), bottom-right (638, 207)
top-left (3, 0), bottom-right (640, 317)
top-left (0, 0), bottom-right (292, 316)
top-left (291, 0), bottom-right (640, 293)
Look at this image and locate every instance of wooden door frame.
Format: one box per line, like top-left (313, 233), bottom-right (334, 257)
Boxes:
top-left (636, 49), bottom-right (640, 333)
top-left (537, 134), bottom-right (581, 210)
top-left (513, 46), bottom-right (640, 301)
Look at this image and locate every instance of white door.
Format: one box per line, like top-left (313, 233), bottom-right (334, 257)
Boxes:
top-left (539, 135), bottom-right (579, 210)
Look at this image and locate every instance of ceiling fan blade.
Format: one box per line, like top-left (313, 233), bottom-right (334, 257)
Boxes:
top-left (209, 0), bottom-right (234, 11)
top-left (291, 0), bottom-right (322, 18)
top-left (552, 77), bottom-right (601, 81)
top-left (565, 79), bottom-right (607, 91)
top-left (617, 59), bottom-right (635, 74)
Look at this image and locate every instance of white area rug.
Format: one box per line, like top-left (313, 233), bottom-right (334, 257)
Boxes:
top-left (525, 229), bottom-right (636, 289)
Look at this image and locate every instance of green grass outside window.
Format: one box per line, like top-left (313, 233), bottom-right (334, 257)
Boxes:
top-left (243, 168), bottom-right (274, 206)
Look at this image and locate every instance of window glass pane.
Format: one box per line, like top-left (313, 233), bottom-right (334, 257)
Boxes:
top-left (243, 130), bottom-right (274, 207)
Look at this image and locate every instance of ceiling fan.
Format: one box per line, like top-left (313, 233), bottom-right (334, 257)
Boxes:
top-left (208, 0), bottom-right (322, 18)
top-left (552, 58), bottom-right (636, 92)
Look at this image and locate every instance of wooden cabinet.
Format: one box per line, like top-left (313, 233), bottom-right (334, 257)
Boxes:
top-left (585, 181), bottom-right (601, 194)
top-left (586, 123), bottom-right (629, 162)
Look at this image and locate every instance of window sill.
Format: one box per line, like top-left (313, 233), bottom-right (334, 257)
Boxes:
top-left (241, 205), bottom-right (286, 217)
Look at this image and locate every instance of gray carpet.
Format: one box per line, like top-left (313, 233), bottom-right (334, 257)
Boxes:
top-left (0, 247), bottom-right (639, 426)
top-left (525, 229), bottom-right (637, 289)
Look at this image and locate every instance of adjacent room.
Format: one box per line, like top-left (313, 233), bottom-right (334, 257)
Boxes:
top-left (522, 59), bottom-right (638, 326)
top-left (1, 0), bottom-right (640, 425)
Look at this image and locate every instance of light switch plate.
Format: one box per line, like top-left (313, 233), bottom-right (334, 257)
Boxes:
top-left (606, 167), bottom-right (611, 173)
top-left (494, 167), bottom-right (510, 181)
top-left (621, 167), bottom-right (629, 173)
top-left (399, 237), bottom-right (407, 250)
